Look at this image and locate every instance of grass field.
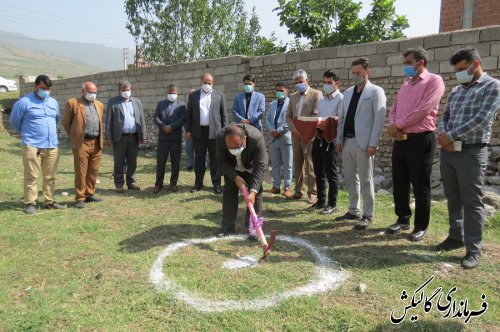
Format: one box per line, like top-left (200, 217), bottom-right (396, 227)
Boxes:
top-left (0, 93), bottom-right (498, 331)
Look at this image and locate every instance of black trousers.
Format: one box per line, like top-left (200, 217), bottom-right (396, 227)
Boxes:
top-left (193, 126), bottom-right (220, 187)
top-left (155, 140), bottom-right (182, 186)
top-left (222, 171), bottom-right (263, 230)
top-left (113, 134), bottom-right (139, 187)
top-left (392, 132), bottom-right (435, 231)
top-left (312, 138), bottom-right (339, 207)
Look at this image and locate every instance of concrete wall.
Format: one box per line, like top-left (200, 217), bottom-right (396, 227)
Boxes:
top-left (19, 25), bottom-right (500, 185)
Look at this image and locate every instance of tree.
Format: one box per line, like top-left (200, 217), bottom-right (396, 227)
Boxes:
top-left (125, 0), bottom-right (283, 63)
top-left (274, 0), bottom-right (409, 48)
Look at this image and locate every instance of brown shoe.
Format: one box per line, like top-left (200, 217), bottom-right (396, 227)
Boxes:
top-left (171, 185), bottom-right (179, 192)
top-left (268, 187), bottom-right (280, 194)
top-left (128, 183), bottom-right (141, 190)
top-left (283, 188), bottom-right (293, 199)
top-left (116, 186), bottom-right (124, 193)
top-left (292, 192), bottom-right (303, 200)
top-left (153, 184), bottom-right (163, 194)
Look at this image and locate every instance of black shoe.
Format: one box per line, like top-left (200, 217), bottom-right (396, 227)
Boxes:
top-left (45, 201), bottom-right (66, 209)
top-left (76, 201), bottom-right (86, 209)
top-left (335, 212), bottom-right (361, 221)
top-left (408, 229), bottom-right (427, 241)
top-left (247, 232), bottom-right (258, 241)
top-left (387, 222), bottom-right (410, 234)
top-left (186, 167), bottom-right (193, 172)
top-left (321, 206), bottom-right (337, 214)
top-left (190, 185), bottom-right (203, 193)
top-left (434, 237), bottom-right (465, 251)
top-left (213, 186), bottom-right (222, 194)
top-left (84, 195), bottom-right (102, 203)
top-left (24, 204), bottom-right (36, 215)
top-left (462, 253), bottom-right (481, 269)
top-left (215, 227), bottom-right (236, 237)
top-left (354, 216), bottom-right (372, 230)
top-left (306, 203), bottom-right (325, 212)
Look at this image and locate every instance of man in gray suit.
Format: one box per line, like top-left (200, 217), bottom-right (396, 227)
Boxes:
top-left (336, 57), bottom-right (386, 229)
top-left (105, 80), bottom-right (147, 192)
top-left (153, 84), bottom-right (186, 194)
top-left (265, 81), bottom-right (293, 198)
top-left (215, 124), bottom-right (268, 238)
top-left (185, 72), bottom-right (228, 194)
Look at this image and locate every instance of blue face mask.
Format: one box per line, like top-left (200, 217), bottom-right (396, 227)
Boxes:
top-left (295, 82), bottom-right (307, 93)
top-left (37, 89), bottom-right (50, 99)
top-left (275, 91), bottom-right (286, 100)
top-left (404, 65), bottom-right (417, 78)
top-left (456, 63), bottom-right (475, 84)
top-left (243, 84), bottom-right (254, 93)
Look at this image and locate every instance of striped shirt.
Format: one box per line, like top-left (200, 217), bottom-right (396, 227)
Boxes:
top-left (439, 73), bottom-right (500, 144)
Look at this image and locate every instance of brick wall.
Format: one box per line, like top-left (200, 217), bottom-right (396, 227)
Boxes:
top-left (19, 26), bottom-right (500, 181)
top-left (441, 0), bottom-right (500, 32)
top-left (440, 0), bottom-right (465, 32)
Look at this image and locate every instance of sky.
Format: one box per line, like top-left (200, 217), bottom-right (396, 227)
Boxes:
top-left (0, 0), bottom-right (441, 51)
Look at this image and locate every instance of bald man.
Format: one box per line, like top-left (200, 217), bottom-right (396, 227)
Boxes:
top-left (63, 82), bottom-right (105, 208)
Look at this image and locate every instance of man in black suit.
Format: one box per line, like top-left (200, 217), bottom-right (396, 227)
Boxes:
top-left (185, 72), bottom-right (228, 194)
top-left (105, 80), bottom-right (147, 192)
top-left (153, 84), bottom-right (186, 193)
top-left (215, 124), bottom-right (268, 238)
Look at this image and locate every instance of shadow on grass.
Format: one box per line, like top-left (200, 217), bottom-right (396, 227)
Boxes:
top-left (370, 320), bottom-right (465, 332)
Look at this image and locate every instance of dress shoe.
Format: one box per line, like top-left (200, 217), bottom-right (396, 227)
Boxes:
top-left (128, 183), bottom-right (141, 190)
top-left (84, 195), bottom-right (102, 203)
top-left (292, 192), bottom-right (303, 200)
top-left (354, 216), bottom-right (372, 230)
top-left (306, 203), bottom-right (325, 212)
top-left (462, 253), bottom-right (481, 269)
top-left (268, 187), bottom-right (280, 194)
top-left (308, 195), bottom-right (318, 205)
top-left (283, 188), bottom-right (293, 199)
top-left (387, 222), bottom-right (410, 234)
top-left (321, 206), bottom-right (337, 214)
top-left (186, 167), bottom-right (193, 172)
top-left (170, 185), bottom-right (179, 192)
top-left (434, 237), bottom-right (465, 251)
top-left (76, 201), bottom-right (86, 209)
top-left (153, 185), bottom-right (163, 194)
top-left (408, 229), bottom-right (427, 241)
top-left (190, 185), bottom-right (203, 193)
top-left (115, 186), bottom-right (124, 193)
top-left (247, 230), bottom-right (258, 241)
top-left (215, 227), bottom-right (236, 237)
top-left (45, 201), bottom-right (66, 209)
top-left (24, 204), bottom-right (36, 215)
top-left (335, 212), bottom-right (361, 221)
top-left (213, 186), bottom-right (222, 194)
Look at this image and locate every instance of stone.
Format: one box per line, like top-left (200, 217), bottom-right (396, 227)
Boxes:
top-left (357, 283), bottom-right (367, 293)
top-left (451, 30), bottom-right (480, 45)
top-left (377, 189), bottom-right (391, 195)
top-left (480, 26), bottom-right (500, 42)
top-left (424, 33), bottom-right (451, 49)
top-left (485, 204), bottom-right (496, 218)
top-left (431, 180), bottom-right (442, 189)
top-left (486, 176), bottom-right (500, 185)
top-left (432, 184), bottom-right (445, 198)
top-left (381, 179), bottom-right (393, 188)
top-left (491, 147), bottom-right (500, 161)
top-left (483, 190), bottom-right (500, 209)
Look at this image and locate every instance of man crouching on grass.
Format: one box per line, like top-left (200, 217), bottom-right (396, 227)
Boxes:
top-left (215, 124), bottom-right (268, 240)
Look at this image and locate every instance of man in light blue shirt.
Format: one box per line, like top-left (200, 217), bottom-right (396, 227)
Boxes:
top-left (10, 75), bottom-right (66, 214)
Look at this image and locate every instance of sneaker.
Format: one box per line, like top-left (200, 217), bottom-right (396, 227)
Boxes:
top-left (84, 195), bottom-right (102, 203)
top-left (45, 201), bottom-right (66, 209)
top-left (24, 204), bottom-right (36, 215)
top-left (321, 206), bottom-right (337, 214)
top-left (434, 237), bottom-right (465, 251)
top-left (268, 187), bottom-right (280, 194)
top-left (335, 212), bottom-right (361, 221)
top-left (76, 201), bottom-right (86, 209)
top-left (354, 216), bottom-right (372, 230)
top-left (306, 203), bottom-right (325, 212)
top-left (462, 253), bottom-right (481, 269)
top-left (283, 188), bottom-right (293, 199)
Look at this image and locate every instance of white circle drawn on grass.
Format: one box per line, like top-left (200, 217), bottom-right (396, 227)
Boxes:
top-left (149, 234), bottom-right (349, 312)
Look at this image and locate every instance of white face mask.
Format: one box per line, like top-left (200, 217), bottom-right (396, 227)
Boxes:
top-left (167, 93), bottom-right (177, 102)
top-left (228, 146), bottom-right (245, 156)
top-left (323, 84), bottom-right (335, 95)
top-left (84, 92), bottom-right (97, 102)
top-left (455, 63), bottom-right (476, 84)
top-left (201, 84), bottom-right (212, 93)
top-left (120, 90), bottom-right (131, 99)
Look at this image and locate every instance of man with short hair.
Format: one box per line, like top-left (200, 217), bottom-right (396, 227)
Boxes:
top-left (265, 81), bottom-right (293, 198)
top-left (435, 47), bottom-right (500, 269)
top-left (185, 72), bottom-right (228, 194)
top-left (63, 81), bottom-right (106, 209)
top-left (335, 57), bottom-right (386, 230)
top-left (232, 74), bottom-right (265, 132)
top-left (105, 80), bottom-right (147, 192)
top-left (215, 124), bottom-right (268, 238)
top-left (153, 84), bottom-right (186, 193)
top-left (286, 69), bottom-right (323, 203)
top-left (10, 74), bottom-right (66, 214)
top-left (308, 69), bottom-right (343, 214)
top-left (386, 47), bottom-right (445, 241)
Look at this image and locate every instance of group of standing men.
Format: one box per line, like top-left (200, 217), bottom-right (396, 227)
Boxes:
top-left (10, 46), bottom-right (499, 269)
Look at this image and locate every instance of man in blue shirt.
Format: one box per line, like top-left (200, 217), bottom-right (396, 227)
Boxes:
top-left (10, 75), bottom-right (66, 214)
top-left (231, 74), bottom-right (265, 132)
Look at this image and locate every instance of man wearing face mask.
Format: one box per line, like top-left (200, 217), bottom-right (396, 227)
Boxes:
top-left (265, 81), bottom-right (293, 198)
top-left (286, 69), bottom-right (323, 203)
top-left (231, 74), bottom-right (265, 132)
top-left (336, 57), bottom-right (386, 230)
top-left (435, 47), bottom-right (500, 269)
top-left (105, 80), bottom-right (147, 192)
top-left (215, 124), bottom-right (268, 238)
top-left (185, 72), bottom-right (228, 194)
top-left (63, 82), bottom-right (106, 209)
top-left (308, 69), bottom-right (343, 215)
top-left (385, 47), bottom-right (445, 241)
top-left (152, 84), bottom-right (186, 194)
top-left (10, 74), bottom-right (66, 214)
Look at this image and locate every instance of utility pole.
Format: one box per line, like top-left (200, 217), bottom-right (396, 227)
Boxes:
top-left (123, 48), bottom-right (128, 70)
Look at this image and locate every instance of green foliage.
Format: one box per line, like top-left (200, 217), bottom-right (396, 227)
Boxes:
top-left (275, 0), bottom-right (410, 48)
top-left (125, 1), bottom-right (284, 63)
